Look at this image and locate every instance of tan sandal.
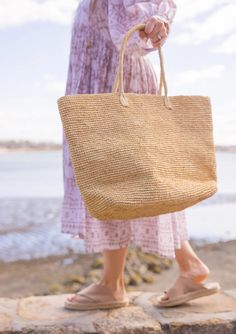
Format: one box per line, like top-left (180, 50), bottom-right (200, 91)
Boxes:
top-left (64, 282), bottom-right (129, 310)
top-left (156, 275), bottom-right (221, 307)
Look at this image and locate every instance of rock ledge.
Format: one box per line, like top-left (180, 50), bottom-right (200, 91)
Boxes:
top-left (1, 289), bottom-right (236, 333)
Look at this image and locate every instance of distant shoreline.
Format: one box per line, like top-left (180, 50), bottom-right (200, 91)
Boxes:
top-left (0, 140), bottom-right (236, 153)
top-left (0, 141), bottom-right (62, 153)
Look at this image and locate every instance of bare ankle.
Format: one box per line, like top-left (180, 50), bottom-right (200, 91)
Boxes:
top-left (179, 258), bottom-right (210, 282)
top-left (98, 276), bottom-right (126, 292)
top-left (178, 256), bottom-right (204, 271)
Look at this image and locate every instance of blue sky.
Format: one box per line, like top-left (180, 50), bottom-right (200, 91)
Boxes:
top-left (0, 0), bottom-right (235, 145)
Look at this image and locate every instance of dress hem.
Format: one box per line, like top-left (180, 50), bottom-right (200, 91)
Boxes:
top-left (61, 229), bottom-right (190, 259)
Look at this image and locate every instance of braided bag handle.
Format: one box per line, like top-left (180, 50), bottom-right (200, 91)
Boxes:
top-left (112, 23), bottom-right (172, 109)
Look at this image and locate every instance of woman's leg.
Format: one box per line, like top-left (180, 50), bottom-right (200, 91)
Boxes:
top-left (160, 240), bottom-right (210, 301)
top-left (68, 246), bottom-right (128, 302)
top-left (175, 240), bottom-right (210, 282)
top-left (98, 247), bottom-right (128, 299)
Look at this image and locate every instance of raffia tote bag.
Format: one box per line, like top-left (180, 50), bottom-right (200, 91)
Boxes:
top-left (58, 23), bottom-right (217, 221)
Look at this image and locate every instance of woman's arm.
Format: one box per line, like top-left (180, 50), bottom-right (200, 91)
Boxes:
top-left (108, 0), bottom-right (177, 55)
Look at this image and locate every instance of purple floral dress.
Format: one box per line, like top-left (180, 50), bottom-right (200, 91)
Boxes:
top-left (61, 0), bottom-right (190, 259)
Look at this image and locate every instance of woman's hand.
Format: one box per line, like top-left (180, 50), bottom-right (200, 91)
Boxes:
top-left (139, 16), bottom-right (169, 48)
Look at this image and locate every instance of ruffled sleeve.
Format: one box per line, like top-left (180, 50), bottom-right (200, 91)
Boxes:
top-left (108, 0), bottom-right (177, 56)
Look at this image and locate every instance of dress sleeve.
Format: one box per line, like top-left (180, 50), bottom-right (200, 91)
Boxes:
top-left (108, 0), bottom-right (177, 56)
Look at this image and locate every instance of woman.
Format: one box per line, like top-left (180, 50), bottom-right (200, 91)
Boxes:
top-left (62, 0), bottom-right (220, 309)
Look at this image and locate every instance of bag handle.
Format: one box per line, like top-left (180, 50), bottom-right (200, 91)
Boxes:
top-left (112, 23), bottom-right (173, 110)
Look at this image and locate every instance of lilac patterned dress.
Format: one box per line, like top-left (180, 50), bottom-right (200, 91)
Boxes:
top-left (61, 0), bottom-right (190, 259)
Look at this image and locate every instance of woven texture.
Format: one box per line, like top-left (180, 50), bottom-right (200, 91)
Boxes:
top-left (58, 23), bottom-right (217, 221)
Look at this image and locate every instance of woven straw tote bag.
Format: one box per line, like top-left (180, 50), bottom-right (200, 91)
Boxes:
top-left (58, 23), bottom-right (217, 221)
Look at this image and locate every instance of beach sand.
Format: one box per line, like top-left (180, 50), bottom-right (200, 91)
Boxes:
top-left (0, 239), bottom-right (235, 298)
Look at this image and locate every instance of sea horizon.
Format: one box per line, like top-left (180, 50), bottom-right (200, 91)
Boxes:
top-left (0, 139), bottom-right (236, 153)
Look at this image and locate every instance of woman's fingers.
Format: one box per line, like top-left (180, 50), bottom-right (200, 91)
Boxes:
top-left (142, 16), bottom-right (168, 48)
top-left (145, 16), bottom-right (159, 33)
top-left (139, 30), bottom-right (147, 39)
top-left (152, 35), bottom-right (167, 48)
top-left (145, 16), bottom-right (165, 34)
top-left (151, 23), bottom-right (167, 39)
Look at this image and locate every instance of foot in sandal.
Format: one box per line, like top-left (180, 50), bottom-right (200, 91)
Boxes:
top-left (156, 273), bottom-right (221, 307)
top-left (65, 282), bottom-right (129, 310)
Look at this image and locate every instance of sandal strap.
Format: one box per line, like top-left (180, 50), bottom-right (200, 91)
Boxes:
top-left (163, 276), bottom-right (206, 299)
top-left (76, 292), bottom-right (98, 302)
top-left (75, 283), bottom-right (125, 303)
top-left (179, 275), bottom-right (205, 288)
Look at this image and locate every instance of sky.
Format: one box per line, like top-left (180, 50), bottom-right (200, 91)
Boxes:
top-left (0, 0), bottom-right (235, 145)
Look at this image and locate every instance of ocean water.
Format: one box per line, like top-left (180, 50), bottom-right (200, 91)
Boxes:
top-left (0, 151), bottom-right (63, 197)
top-left (0, 150), bottom-right (236, 262)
